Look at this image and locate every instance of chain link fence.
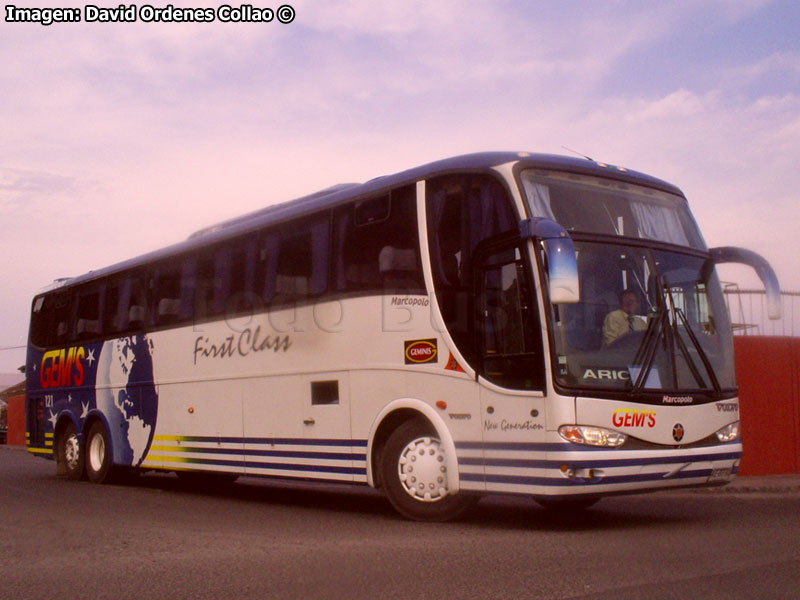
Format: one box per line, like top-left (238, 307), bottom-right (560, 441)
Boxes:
top-left (723, 285), bottom-right (800, 337)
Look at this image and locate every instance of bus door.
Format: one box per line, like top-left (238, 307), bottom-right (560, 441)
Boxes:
top-left (241, 374), bottom-right (303, 467)
top-left (165, 378), bottom-right (246, 474)
top-left (475, 240), bottom-right (547, 489)
top-left (296, 372), bottom-right (355, 479)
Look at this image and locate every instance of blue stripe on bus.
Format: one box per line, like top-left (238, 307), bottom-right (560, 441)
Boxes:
top-left (151, 455), bottom-right (367, 476)
top-left (460, 457), bottom-right (550, 469)
top-left (166, 436), bottom-right (369, 447)
top-left (456, 440), bottom-right (742, 454)
top-left (462, 468), bottom-right (716, 487)
top-left (245, 461), bottom-right (366, 476)
top-left (456, 441), bottom-right (571, 452)
top-left (153, 446), bottom-right (366, 462)
top-left (460, 450), bottom-right (741, 470)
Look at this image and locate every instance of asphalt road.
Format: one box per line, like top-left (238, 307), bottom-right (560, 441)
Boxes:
top-left (1, 446), bottom-right (799, 600)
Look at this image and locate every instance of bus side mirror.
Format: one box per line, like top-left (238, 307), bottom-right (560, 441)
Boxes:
top-left (710, 246), bottom-right (782, 320)
top-left (520, 218), bottom-right (580, 304)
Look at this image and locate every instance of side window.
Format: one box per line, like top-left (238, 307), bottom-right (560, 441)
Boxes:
top-left (197, 240), bottom-right (258, 320)
top-left (153, 263), bottom-right (181, 326)
top-left (426, 174), bottom-right (519, 366)
top-left (333, 185), bottom-right (424, 295)
top-left (30, 294), bottom-right (55, 348)
top-left (273, 216), bottom-right (329, 305)
top-left (256, 233), bottom-right (278, 306)
top-left (32, 292), bottom-right (75, 346)
top-left (194, 249), bottom-right (219, 322)
top-left (218, 238), bottom-right (258, 316)
top-left (75, 287), bottom-right (101, 340)
top-left (152, 258), bottom-right (193, 327)
top-left (53, 293), bottom-right (72, 346)
top-left (123, 274), bottom-right (148, 331)
top-left (102, 281), bottom-right (121, 334)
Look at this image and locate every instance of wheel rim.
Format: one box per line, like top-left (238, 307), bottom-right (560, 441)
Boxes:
top-left (397, 436), bottom-right (449, 502)
top-left (64, 433), bottom-right (80, 471)
top-left (88, 432), bottom-right (105, 473)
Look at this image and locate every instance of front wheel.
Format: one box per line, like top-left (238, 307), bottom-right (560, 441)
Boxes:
top-left (380, 419), bottom-right (477, 521)
top-left (85, 421), bottom-right (117, 484)
top-left (56, 422), bottom-right (84, 480)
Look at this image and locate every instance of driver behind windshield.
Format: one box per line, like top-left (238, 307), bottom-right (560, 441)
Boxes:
top-left (603, 289), bottom-right (648, 346)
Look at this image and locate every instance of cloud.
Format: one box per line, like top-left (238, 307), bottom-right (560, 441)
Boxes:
top-left (0, 168), bottom-right (86, 220)
top-left (738, 51), bottom-right (800, 80)
top-left (0, 1), bottom-right (798, 371)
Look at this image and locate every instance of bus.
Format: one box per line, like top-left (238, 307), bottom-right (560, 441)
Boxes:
top-left (25, 152), bottom-right (781, 520)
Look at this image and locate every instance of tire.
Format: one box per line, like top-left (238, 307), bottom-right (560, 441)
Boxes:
top-left (57, 421), bottom-right (84, 480)
top-left (85, 421), bottom-right (116, 484)
top-left (380, 418), bottom-right (477, 521)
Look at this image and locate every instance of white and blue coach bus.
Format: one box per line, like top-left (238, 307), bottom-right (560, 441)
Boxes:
top-left (25, 152), bottom-right (781, 520)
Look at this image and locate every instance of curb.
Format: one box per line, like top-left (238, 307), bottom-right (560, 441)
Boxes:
top-left (690, 475), bottom-right (800, 494)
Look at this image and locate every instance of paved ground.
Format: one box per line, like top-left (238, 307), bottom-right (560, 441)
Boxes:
top-left (2, 444), bottom-right (799, 600)
top-left (695, 472), bottom-right (800, 493)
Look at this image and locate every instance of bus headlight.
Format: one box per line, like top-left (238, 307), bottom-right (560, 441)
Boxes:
top-left (559, 425), bottom-right (627, 448)
top-left (715, 421), bottom-right (740, 443)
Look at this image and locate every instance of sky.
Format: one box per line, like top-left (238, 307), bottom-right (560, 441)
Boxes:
top-left (1, 0), bottom-right (799, 372)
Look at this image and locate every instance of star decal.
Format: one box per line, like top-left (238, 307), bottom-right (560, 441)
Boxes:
top-left (80, 402), bottom-right (90, 419)
top-left (48, 410), bottom-right (57, 429)
top-left (86, 348), bottom-right (96, 366)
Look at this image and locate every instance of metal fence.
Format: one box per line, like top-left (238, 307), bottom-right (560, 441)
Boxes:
top-left (723, 285), bottom-right (800, 337)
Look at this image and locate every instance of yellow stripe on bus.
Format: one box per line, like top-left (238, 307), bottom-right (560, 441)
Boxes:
top-left (139, 462), bottom-right (177, 471)
top-left (27, 448), bottom-right (53, 456)
top-left (147, 445), bottom-right (193, 453)
top-left (144, 454), bottom-right (193, 464)
top-left (152, 435), bottom-right (186, 442)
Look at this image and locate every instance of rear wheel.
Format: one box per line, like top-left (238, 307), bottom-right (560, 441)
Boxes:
top-left (380, 419), bottom-right (477, 521)
top-left (85, 421), bottom-right (116, 484)
top-left (57, 422), bottom-right (84, 480)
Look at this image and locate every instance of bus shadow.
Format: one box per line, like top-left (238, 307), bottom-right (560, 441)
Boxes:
top-left (121, 471), bottom-right (713, 531)
top-left (127, 470), bottom-right (393, 517)
top-left (464, 496), bottom-right (704, 532)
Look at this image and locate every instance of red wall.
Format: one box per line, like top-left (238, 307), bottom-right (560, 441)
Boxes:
top-left (6, 394), bottom-right (26, 446)
top-left (734, 337), bottom-right (800, 475)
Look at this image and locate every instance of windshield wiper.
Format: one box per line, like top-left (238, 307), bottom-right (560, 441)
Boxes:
top-left (674, 307), bottom-right (722, 394)
top-left (629, 286), bottom-right (722, 395)
top-left (661, 280), bottom-right (722, 392)
top-left (670, 314), bottom-right (706, 388)
top-left (629, 307), bottom-right (667, 395)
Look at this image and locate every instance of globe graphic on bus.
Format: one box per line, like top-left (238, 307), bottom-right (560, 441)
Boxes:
top-left (95, 335), bottom-right (159, 467)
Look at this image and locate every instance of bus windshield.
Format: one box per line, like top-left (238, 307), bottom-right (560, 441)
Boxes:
top-left (547, 239), bottom-right (736, 394)
top-left (520, 170), bottom-right (706, 250)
